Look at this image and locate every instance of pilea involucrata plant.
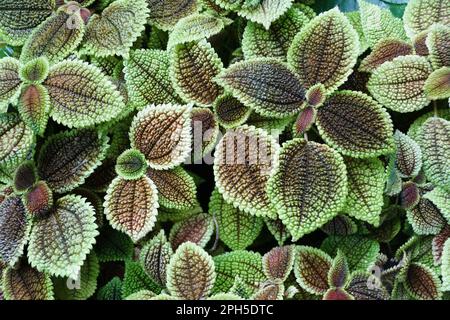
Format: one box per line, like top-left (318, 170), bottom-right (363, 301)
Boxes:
top-left (0, 0), bottom-right (449, 301)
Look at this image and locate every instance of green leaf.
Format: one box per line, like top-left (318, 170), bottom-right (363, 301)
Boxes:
top-left (0, 0), bottom-right (55, 46)
top-left (20, 8), bottom-right (85, 64)
top-left (170, 40), bottom-right (223, 107)
top-left (147, 167), bottom-right (197, 211)
top-left (267, 139), bottom-right (348, 241)
top-left (19, 57), bottom-right (50, 84)
top-left (404, 262), bottom-right (442, 300)
top-left (345, 271), bottom-right (389, 300)
top-left (2, 264), bottom-right (53, 300)
top-left (0, 196), bottom-right (31, 266)
top-left (104, 176), bottom-right (159, 242)
top-left (44, 60), bottom-right (126, 128)
top-left (343, 157), bottom-right (385, 226)
top-left (169, 213), bottom-right (214, 249)
top-left (97, 277), bottom-right (122, 300)
top-left (262, 245), bottom-right (295, 282)
top-left (213, 250), bottom-right (265, 294)
top-left (81, 0), bottom-right (149, 57)
top-left (242, 6), bottom-right (310, 60)
top-left (167, 242), bottom-right (216, 299)
top-left (17, 84), bottom-right (50, 136)
top-left (209, 188), bottom-right (263, 251)
top-left (0, 58), bottom-right (21, 111)
top-left (344, 11), bottom-right (369, 54)
top-left (213, 94), bottom-right (252, 129)
top-left (367, 55), bottom-right (432, 113)
top-left (424, 67), bottom-right (450, 100)
top-left (125, 290), bottom-right (157, 300)
top-left (287, 8), bottom-right (359, 92)
top-left (321, 215), bottom-right (358, 236)
top-left (115, 149), bottom-right (148, 180)
top-left (403, 0), bottom-right (450, 37)
top-left (294, 246), bottom-right (332, 295)
top-left (234, 0), bottom-right (293, 30)
top-left (129, 104), bottom-right (192, 170)
top-left (147, 0), bottom-right (200, 31)
top-left (316, 90), bottom-right (394, 158)
top-left (394, 130), bottom-right (422, 178)
top-left (426, 24), bottom-right (450, 70)
top-left (359, 38), bottom-right (413, 73)
top-left (417, 117), bottom-right (450, 190)
top-left (424, 187), bottom-right (450, 222)
top-left (122, 260), bottom-right (161, 297)
top-left (358, 0), bottom-right (407, 47)
top-left (53, 253), bottom-right (99, 300)
top-left (406, 196), bottom-right (446, 235)
top-left (396, 236), bottom-right (436, 271)
top-left (168, 13), bottom-right (232, 48)
top-left (37, 128), bottom-right (109, 193)
top-left (407, 109), bottom-right (450, 141)
top-left (94, 226), bottom-right (134, 262)
top-left (28, 195), bottom-right (99, 278)
top-left (140, 230), bottom-right (173, 288)
top-left (264, 218), bottom-right (291, 246)
top-left (441, 239), bottom-right (450, 291)
top-left (214, 125), bottom-right (280, 218)
top-left (215, 58), bottom-right (306, 118)
top-left (321, 235), bottom-right (380, 272)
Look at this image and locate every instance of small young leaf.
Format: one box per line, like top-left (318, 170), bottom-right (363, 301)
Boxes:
top-left (19, 57), bottom-right (50, 84)
top-left (0, 57), bottom-right (21, 110)
top-left (167, 242), bottom-right (216, 300)
top-left (345, 271), bottom-right (389, 300)
top-left (147, 0), bottom-right (199, 31)
top-left (424, 67), bottom-right (450, 100)
top-left (267, 139), bottom-right (348, 241)
top-left (328, 250), bottom-right (349, 289)
top-left (13, 161), bottom-right (37, 194)
top-left (293, 106), bottom-right (316, 136)
top-left (367, 55), bottom-right (432, 113)
top-left (129, 104), bottom-right (192, 170)
top-left (23, 181), bottom-right (53, 218)
top-left (17, 84), bottom-right (50, 136)
top-left (426, 24), bottom-right (450, 70)
top-left (38, 128), bottom-right (109, 193)
top-left (115, 149), bottom-right (148, 180)
top-left (403, 0), bottom-right (450, 37)
top-left (262, 245), bottom-right (295, 282)
top-left (287, 8), bottom-right (359, 92)
top-left (401, 181), bottom-right (421, 210)
top-left (0, 196), bottom-right (31, 266)
top-left (2, 264), bottom-right (53, 300)
top-left (94, 226), bottom-right (134, 262)
top-left (28, 195), bottom-right (99, 278)
top-left (394, 130), bottom-right (422, 178)
top-left (316, 90), bottom-right (394, 158)
top-left (404, 262), bottom-right (442, 300)
top-left (294, 246), bottom-right (332, 295)
top-left (209, 188), bottom-right (263, 251)
top-left (81, 0), bottom-right (149, 57)
top-left (215, 58), bottom-right (306, 118)
top-left (214, 125), bottom-right (280, 218)
top-left (169, 213), bottom-right (214, 250)
top-left (104, 176), bottom-right (159, 242)
top-left (213, 94), bottom-right (252, 129)
top-left (170, 40), bottom-right (223, 106)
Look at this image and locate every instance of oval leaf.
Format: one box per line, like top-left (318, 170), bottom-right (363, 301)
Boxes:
top-left (169, 213), bottom-right (214, 250)
top-left (294, 246), bottom-right (332, 295)
top-left (2, 264), bottom-right (53, 300)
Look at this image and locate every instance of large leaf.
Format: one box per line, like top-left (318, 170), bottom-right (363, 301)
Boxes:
top-left (367, 55), bottom-right (432, 113)
top-left (43, 60), bottom-right (126, 128)
top-left (287, 8), bottom-right (359, 92)
top-left (167, 242), bottom-right (215, 299)
top-left (343, 157), bottom-right (385, 226)
top-left (294, 246), bottom-right (332, 295)
top-left (214, 125), bottom-right (280, 218)
top-left (209, 188), bottom-right (263, 251)
top-left (2, 264), bottom-right (53, 300)
top-left (81, 0), bottom-right (149, 57)
top-left (104, 176), bottom-right (159, 242)
top-left (267, 139), bottom-right (348, 241)
top-left (316, 90), bottom-right (394, 158)
top-left (0, 57), bottom-right (21, 110)
top-left (170, 40), bottom-right (223, 107)
top-left (215, 58), bottom-right (306, 118)
top-left (28, 195), bottom-right (99, 278)
top-left (146, 0), bottom-right (199, 31)
top-left (129, 104), bottom-right (192, 170)
top-left (169, 213), bottom-right (214, 250)
top-left (403, 0), bottom-right (450, 37)
top-left (0, 0), bottom-right (55, 46)
top-left (404, 262), bottom-right (442, 300)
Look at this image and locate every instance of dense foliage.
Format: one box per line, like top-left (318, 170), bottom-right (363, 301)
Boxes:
top-left (0, 0), bottom-right (449, 300)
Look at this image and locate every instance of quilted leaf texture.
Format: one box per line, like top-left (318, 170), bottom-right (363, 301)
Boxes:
top-left (213, 94), bottom-right (252, 129)
top-left (294, 246), bottom-right (332, 295)
top-left (214, 125), bottom-right (280, 218)
top-left (262, 245), bottom-right (295, 282)
top-left (94, 226), bottom-right (134, 262)
top-left (404, 262), bottom-right (442, 300)
top-left (104, 176), bottom-right (159, 242)
top-left (442, 239), bottom-right (450, 291)
top-left (426, 24), bottom-right (450, 70)
top-left (122, 260), bottom-right (161, 297)
top-left (267, 139), bottom-right (347, 241)
top-left (28, 195), bottom-right (99, 278)
top-left (19, 57), bottom-right (49, 85)
top-left (167, 242), bottom-right (216, 300)
top-left (424, 67), bottom-right (450, 100)
top-left (394, 130), bottom-right (422, 178)
top-left (0, 57), bottom-right (21, 110)
top-left (328, 250), bottom-right (349, 289)
top-left (403, 0), bottom-right (450, 38)
top-left (406, 194), bottom-right (446, 235)
top-left (97, 277), bottom-right (122, 300)
top-left (17, 84), bottom-right (50, 136)
top-left (43, 60), bottom-right (126, 128)
top-left (146, 0), bottom-right (199, 31)
top-left (235, 0), bottom-right (293, 30)
top-left (424, 187), bottom-right (450, 222)
top-left (169, 213), bottom-right (214, 250)
top-left (115, 149), bottom-right (148, 180)
top-left (287, 8), bottom-right (359, 92)
top-left (345, 271), bottom-right (389, 300)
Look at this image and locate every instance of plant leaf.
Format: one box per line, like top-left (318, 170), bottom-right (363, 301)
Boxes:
top-left (2, 264), bottom-right (53, 300)
top-left (19, 57), bottom-right (50, 85)
top-left (403, 0), bottom-right (450, 37)
top-left (170, 40), bottom-right (223, 106)
top-left (17, 84), bottom-right (50, 136)
top-left (424, 67), bottom-right (450, 100)
top-left (321, 215), bottom-right (358, 236)
top-left (147, 0), bottom-right (199, 31)
top-left (407, 196), bottom-right (446, 235)
top-left (94, 226), bottom-right (134, 262)
top-left (394, 130), bottom-right (422, 178)
top-left (426, 24), bottom-right (450, 70)
top-left (235, 0), bottom-right (293, 30)
top-left (0, 196), bottom-right (31, 266)
top-left (22, 181), bottom-right (53, 218)
top-left (81, 0), bottom-right (149, 57)
top-left (213, 94), bottom-right (252, 129)
top-left (28, 195), bottom-right (98, 278)
top-left (401, 181), bottom-right (421, 210)
top-left (37, 128), bottom-right (109, 193)
top-left (0, 58), bottom-right (21, 111)
top-left (267, 139), bottom-right (347, 241)
top-left (104, 176), bottom-right (159, 242)
top-left (316, 90), bottom-right (394, 158)
top-left (215, 58), bottom-right (306, 118)
top-left (432, 226), bottom-right (450, 264)
top-left (404, 262), bottom-right (442, 300)
top-left (345, 271), bottom-right (390, 300)
top-left (191, 107), bottom-right (219, 161)
top-left (209, 188), bottom-right (263, 251)
top-left (115, 149), bottom-right (148, 180)
top-left (294, 246), bottom-right (332, 295)
top-left (167, 242), bottom-right (216, 300)
top-left (441, 239), bottom-right (450, 291)
top-left (122, 260), bottom-right (161, 297)
top-left (287, 8), bottom-right (359, 92)
top-left (367, 55), bottom-right (432, 113)
top-left (264, 218), bottom-right (291, 246)
top-left (262, 245), bottom-right (295, 282)
top-left (323, 287), bottom-right (354, 300)
top-left (169, 213), bottom-right (214, 250)
top-left (97, 277), bottom-right (122, 300)
top-left (328, 250), bottom-right (349, 289)
top-left (424, 187), bottom-right (450, 222)
top-left (214, 125), bottom-right (280, 218)
top-left (252, 282), bottom-right (284, 300)
top-left (129, 104), bottom-right (192, 170)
